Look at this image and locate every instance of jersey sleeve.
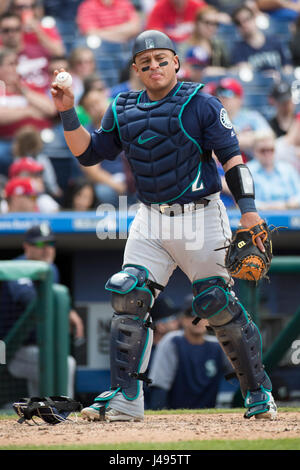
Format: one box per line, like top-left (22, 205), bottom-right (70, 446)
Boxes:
top-left (77, 102), bottom-right (122, 166)
top-left (199, 95), bottom-right (240, 151)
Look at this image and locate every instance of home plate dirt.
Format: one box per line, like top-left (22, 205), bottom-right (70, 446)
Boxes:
top-left (0, 411), bottom-right (299, 447)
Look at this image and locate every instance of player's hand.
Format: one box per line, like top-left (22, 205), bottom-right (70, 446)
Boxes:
top-left (50, 69), bottom-right (74, 113)
top-left (240, 212), bottom-right (265, 253)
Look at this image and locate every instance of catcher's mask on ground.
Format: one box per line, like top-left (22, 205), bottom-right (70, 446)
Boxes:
top-left (13, 396), bottom-right (82, 425)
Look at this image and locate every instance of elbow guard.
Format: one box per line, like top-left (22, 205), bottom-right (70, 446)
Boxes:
top-left (225, 164), bottom-right (256, 214)
top-left (225, 164), bottom-right (255, 201)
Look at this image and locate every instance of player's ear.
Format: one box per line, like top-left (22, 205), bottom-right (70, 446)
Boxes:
top-left (174, 55), bottom-right (180, 73)
top-left (132, 62), bottom-right (138, 74)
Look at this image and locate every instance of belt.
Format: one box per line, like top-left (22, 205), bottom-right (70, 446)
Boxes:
top-left (148, 198), bottom-right (210, 217)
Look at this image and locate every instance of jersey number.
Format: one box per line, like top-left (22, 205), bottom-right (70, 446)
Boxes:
top-left (192, 172), bottom-right (204, 192)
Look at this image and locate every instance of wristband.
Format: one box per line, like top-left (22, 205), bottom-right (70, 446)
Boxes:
top-left (237, 197), bottom-right (257, 214)
top-left (59, 107), bottom-right (81, 131)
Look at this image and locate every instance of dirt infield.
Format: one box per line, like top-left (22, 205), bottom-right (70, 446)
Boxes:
top-left (0, 411), bottom-right (299, 448)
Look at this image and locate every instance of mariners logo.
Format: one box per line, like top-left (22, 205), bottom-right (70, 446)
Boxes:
top-left (220, 108), bottom-right (233, 129)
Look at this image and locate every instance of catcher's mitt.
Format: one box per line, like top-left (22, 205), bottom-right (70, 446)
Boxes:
top-left (224, 220), bottom-right (272, 282)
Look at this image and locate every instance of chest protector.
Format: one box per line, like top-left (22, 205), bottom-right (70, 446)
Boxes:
top-left (112, 82), bottom-right (204, 204)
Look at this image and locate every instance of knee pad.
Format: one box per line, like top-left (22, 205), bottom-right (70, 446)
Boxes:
top-left (192, 277), bottom-right (244, 327)
top-left (105, 265), bottom-right (154, 319)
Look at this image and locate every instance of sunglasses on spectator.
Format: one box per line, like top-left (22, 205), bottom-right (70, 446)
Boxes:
top-left (29, 240), bottom-right (56, 248)
top-left (1, 27), bottom-right (21, 33)
top-left (234, 15), bottom-right (254, 26)
top-left (13, 3), bottom-right (37, 10)
top-left (198, 19), bottom-right (219, 27)
top-left (256, 147), bottom-right (275, 153)
top-left (217, 88), bottom-right (237, 98)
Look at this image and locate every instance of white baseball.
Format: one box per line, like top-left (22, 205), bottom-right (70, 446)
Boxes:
top-left (55, 71), bottom-right (73, 89)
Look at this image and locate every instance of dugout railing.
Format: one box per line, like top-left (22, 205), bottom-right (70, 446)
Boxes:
top-left (0, 261), bottom-right (71, 408)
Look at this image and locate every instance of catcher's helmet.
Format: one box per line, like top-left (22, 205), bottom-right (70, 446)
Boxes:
top-left (132, 30), bottom-right (179, 71)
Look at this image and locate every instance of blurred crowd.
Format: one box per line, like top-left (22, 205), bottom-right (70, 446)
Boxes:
top-left (1, 0), bottom-right (300, 213)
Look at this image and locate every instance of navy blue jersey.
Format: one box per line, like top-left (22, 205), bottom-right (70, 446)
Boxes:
top-left (148, 331), bottom-right (225, 409)
top-left (77, 82), bottom-right (240, 204)
top-left (231, 35), bottom-right (292, 71)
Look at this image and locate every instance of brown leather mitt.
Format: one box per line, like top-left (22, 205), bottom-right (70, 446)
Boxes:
top-left (225, 221), bottom-right (273, 282)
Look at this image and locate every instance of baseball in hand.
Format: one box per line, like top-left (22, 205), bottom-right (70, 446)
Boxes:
top-left (55, 71), bottom-right (73, 89)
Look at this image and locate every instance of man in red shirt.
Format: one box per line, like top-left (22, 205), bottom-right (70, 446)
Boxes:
top-left (146, 0), bottom-right (206, 44)
top-left (0, 48), bottom-right (56, 175)
top-left (76, 0), bottom-right (141, 86)
top-left (6, 0), bottom-right (65, 93)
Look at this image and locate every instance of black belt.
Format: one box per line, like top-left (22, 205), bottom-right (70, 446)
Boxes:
top-left (147, 198), bottom-right (210, 217)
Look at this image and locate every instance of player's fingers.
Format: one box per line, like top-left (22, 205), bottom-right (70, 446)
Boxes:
top-left (256, 236), bottom-right (265, 253)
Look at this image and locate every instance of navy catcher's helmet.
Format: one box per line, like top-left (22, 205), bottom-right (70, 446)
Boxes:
top-left (132, 30), bottom-right (180, 71)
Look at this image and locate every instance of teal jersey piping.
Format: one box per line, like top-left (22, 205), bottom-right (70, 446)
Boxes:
top-left (111, 92), bottom-right (123, 141)
top-left (143, 83), bottom-right (204, 205)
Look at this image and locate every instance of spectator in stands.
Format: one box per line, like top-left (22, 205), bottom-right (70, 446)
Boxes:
top-left (289, 15), bottom-right (300, 67)
top-left (11, 0), bottom-right (65, 57)
top-left (145, 0), bottom-right (207, 54)
top-left (68, 46), bottom-right (97, 104)
top-left (83, 72), bottom-right (107, 94)
top-left (76, 0), bottom-right (141, 86)
top-left (43, 0), bottom-right (84, 54)
top-left (62, 177), bottom-right (99, 211)
top-left (0, 11), bottom-right (54, 95)
top-left (275, 112), bottom-right (300, 175)
top-left (3, 177), bottom-right (38, 212)
top-left (79, 88), bottom-right (127, 206)
top-left (12, 125), bottom-right (62, 199)
top-left (0, 48), bottom-right (56, 176)
top-left (230, 4), bottom-right (293, 74)
top-left (2, 222), bottom-right (84, 398)
top-left (147, 295), bottom-right (225, 410)
top-left (0, 0), bottom-right (10, 15)
top-left (181, 5), bottom-right (230, 77)
top-left (8, 156), bottom-right (60, 213)
top-left (268, 81), bottom-right (296, 137)
top-left (247, 130), bottom-right (300, 210)
top-left (215, 76), bottom-right (272, 160)
top-left (144, 294), bottom-right (181, 409)
top-left (109, 60), bottom-right (144, 98)
top-left (256, 0), bottom-right (300, 23)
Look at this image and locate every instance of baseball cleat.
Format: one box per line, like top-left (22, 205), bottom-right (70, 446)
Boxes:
top-left (81, 404), bottom-right (143, 422)
top-left (244, 388), bottom-right (277, 420)
top-left (254, 394), bottom-right (277, 420)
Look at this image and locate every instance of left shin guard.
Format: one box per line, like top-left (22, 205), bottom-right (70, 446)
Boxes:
top-left (212, 311), bottom-right (272, 398)
top-left (192, 277), bottom-right (272, 398)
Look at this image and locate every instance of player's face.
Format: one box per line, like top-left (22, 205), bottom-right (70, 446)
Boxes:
top-left (133, 49), bottom-right (179, 99)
